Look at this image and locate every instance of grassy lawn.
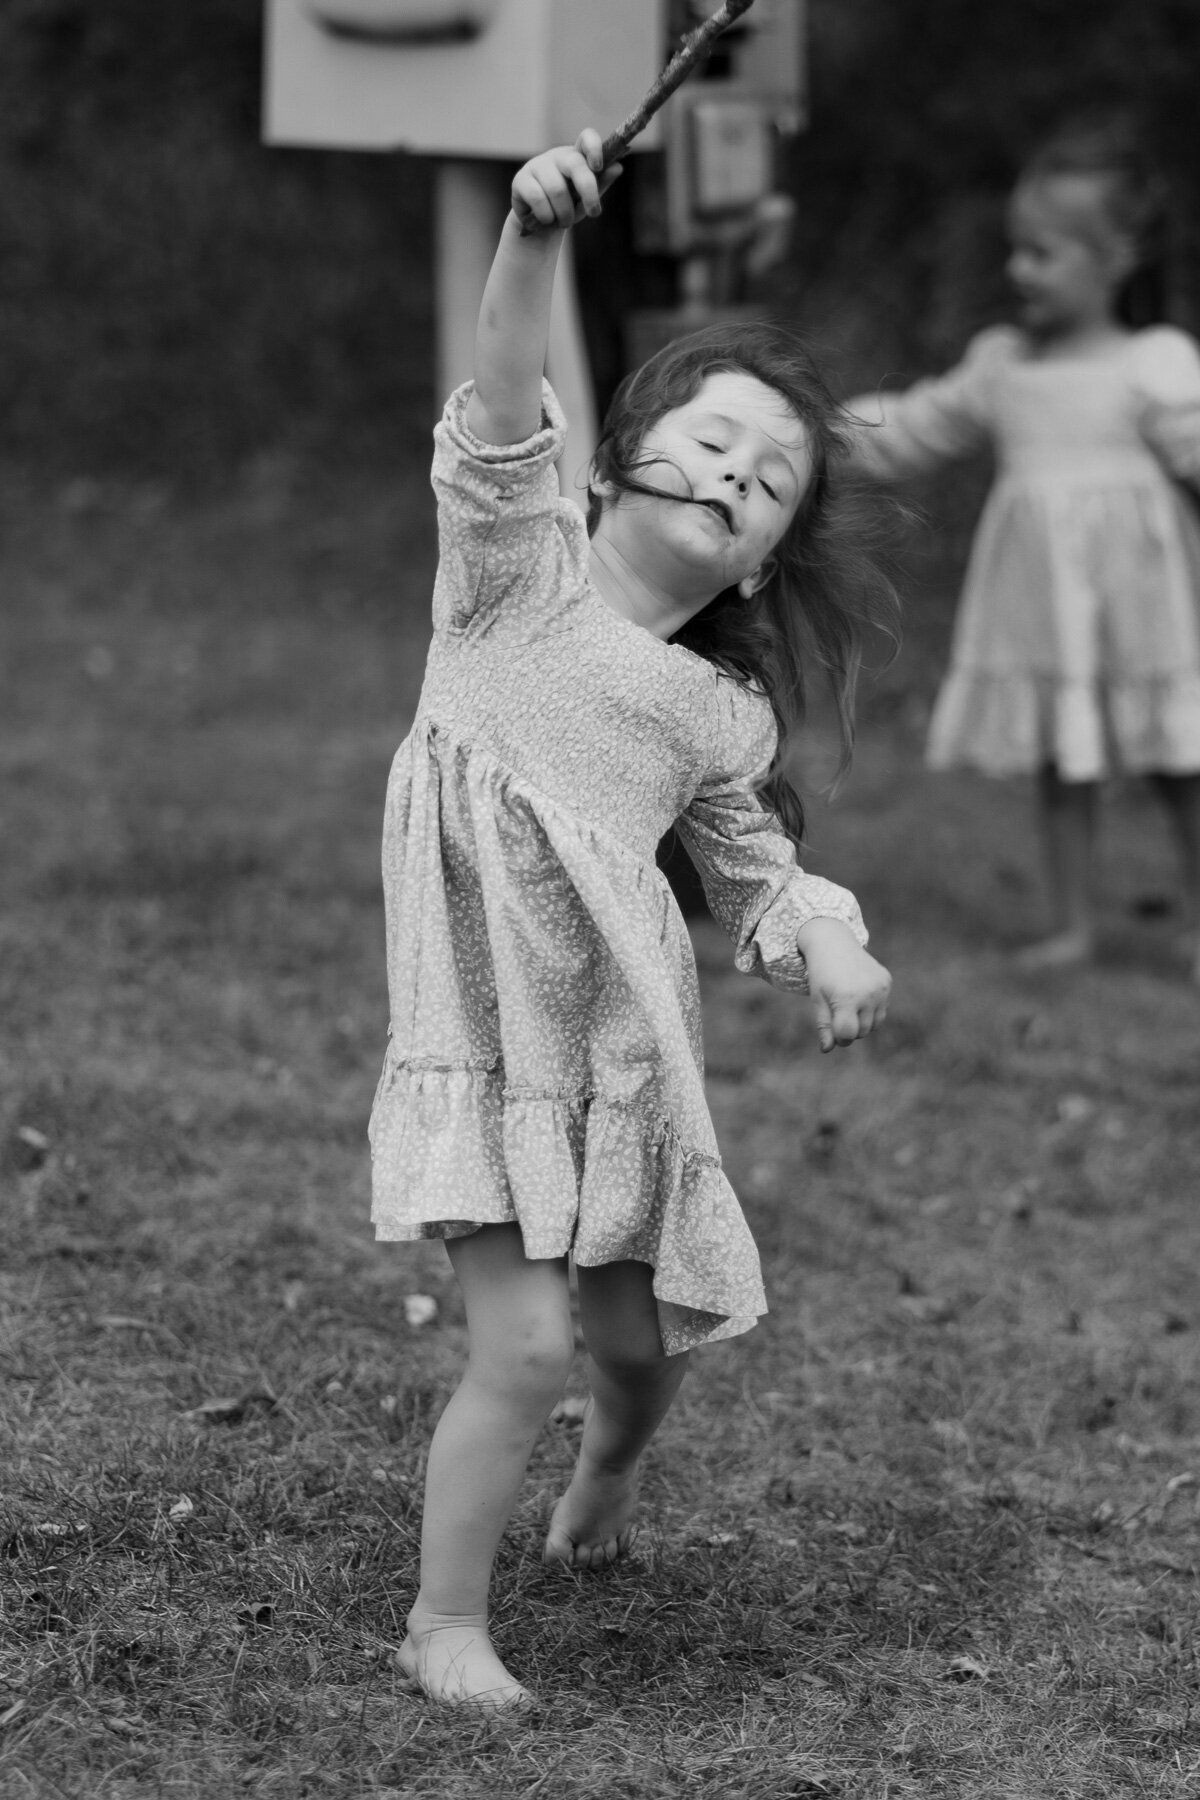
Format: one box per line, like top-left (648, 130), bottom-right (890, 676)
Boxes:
top-left (1, 468), bottom-right (1198, 1800)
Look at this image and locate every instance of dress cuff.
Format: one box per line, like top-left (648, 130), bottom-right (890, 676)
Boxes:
top-left (440, 379), bottom-right (566, 466)
top-left (734, 875), bottom-right (868, 994)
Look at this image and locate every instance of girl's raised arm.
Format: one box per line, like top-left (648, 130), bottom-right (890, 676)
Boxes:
top-left (465, 130), bottom-right (619, 447)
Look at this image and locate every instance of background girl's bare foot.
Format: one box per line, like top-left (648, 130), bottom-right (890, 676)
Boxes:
top-left (398, 1606), bottom-right (531, 1710)
top-left (544, 1449), bottom-right (639, 1569)
top-left (1014, 928), bottom-right (1094, 972)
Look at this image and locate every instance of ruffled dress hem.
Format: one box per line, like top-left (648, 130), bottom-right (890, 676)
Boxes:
top-left (368, 1047), bottom-right (767, 1355)
top-left (927, 668), bottom-right (1200, 781)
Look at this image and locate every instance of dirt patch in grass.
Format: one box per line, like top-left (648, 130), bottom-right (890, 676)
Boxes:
top-left (2, 475), bottom-right (1198, 1799)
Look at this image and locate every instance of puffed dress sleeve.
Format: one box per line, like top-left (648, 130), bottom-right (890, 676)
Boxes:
top-left (674, 682), bottom-right (867, 994)
top-left (844, 326), bottom-right (1016, 480)
top-left (429, 378), bottom-right (590, 635)
top-left (1132, 325), bottom-right (1200, 486)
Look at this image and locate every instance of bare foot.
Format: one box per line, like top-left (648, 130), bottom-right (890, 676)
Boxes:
top-left (1013, 929), bottom-right (1094, 973)
top-left (397, 1607), bottom-right (531, 1711)
top-left (544, 1442), bottom-right (639, 1570)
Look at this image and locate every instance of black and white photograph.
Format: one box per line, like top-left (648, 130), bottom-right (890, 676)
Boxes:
top-left (2, 2), bottom-right (1198, 1793)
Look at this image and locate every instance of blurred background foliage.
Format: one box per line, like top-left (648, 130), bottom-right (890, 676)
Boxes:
top-left (1, 0), bottom-right (1198, 486)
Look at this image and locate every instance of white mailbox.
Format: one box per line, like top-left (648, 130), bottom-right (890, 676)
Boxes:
top-left (264, 0), bottom-right (664, 157)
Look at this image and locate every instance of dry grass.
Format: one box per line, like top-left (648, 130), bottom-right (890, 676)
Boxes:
top-left (2, 470), bottom-right (1198, 1799)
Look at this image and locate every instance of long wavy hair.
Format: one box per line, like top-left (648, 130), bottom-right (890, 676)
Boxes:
top-left (586, 321), bottom-right (899, 848)
top-left (1019, 114), bottom-right (1172, 328)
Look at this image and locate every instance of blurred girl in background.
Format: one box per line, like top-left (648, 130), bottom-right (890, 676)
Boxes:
top-left (849, 117), bottom-right (1200, 975)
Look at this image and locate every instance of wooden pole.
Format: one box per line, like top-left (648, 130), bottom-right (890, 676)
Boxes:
top-left (432, 157), bottom-right (510, 404)
top-left (433, 156), bottom-right (596, 505)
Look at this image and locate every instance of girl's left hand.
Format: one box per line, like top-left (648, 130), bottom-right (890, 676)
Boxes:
top-left (511, 130), bottom-right (621, 234)
top-left (795, 917), bottom-right (891, 1053)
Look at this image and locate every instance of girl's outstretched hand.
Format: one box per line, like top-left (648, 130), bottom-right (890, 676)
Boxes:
top-left (511, 130), bottom-right (622, 234)
top-left (795, 918), bottom-right (891, 1054)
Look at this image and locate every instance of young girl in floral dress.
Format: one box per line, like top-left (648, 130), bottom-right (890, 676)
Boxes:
top-left (370, 129), bottom-right (894, 1709)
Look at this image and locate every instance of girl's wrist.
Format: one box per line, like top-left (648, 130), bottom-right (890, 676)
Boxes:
top-left (794, 915), bottom-right (856, 952)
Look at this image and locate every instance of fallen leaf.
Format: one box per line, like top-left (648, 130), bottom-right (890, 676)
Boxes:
top-left (95, 1314), bottom-right (180, 1342)
top-left (404, 1293), bottom-right (438, 1329)
top-left (101, 1709), bottom-right (144, 1738)
top-left (13, 1125), bottom-right (51, 1170)
top-left (183, 1389), bottom-right (276, 1426)
top-left (168, 1496), bottom-right (194, 1521)
top-left (944, 1653), bottom-right (989, 1681)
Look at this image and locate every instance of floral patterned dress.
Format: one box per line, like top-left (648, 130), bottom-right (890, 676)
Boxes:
top-left (368, 383), bottom-right (867, 1355)
top-left (851, 325), bottom-right (1200, 781)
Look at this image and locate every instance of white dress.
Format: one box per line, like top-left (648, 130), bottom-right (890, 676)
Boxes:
top-left (368, 383), bottom-right (868, 1355)
top-left (851, 324), bottom-right (1200, 780)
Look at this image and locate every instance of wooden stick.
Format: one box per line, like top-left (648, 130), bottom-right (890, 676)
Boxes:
top-left (517, 0), bottom-right (757, 233)
top-left (600, 0), bottom-right (758, 165)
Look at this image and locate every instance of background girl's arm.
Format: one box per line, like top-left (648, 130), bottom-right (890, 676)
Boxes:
top-left (842, 326), bottom-right (1014, 482)
top-left (465, 131), bottom-right (619, 447)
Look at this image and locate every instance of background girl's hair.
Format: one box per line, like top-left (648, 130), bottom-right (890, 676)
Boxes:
top-left (587, 321), bottom-right (900, 848)
top-left (1021, 112), bottom-right (1172, 327)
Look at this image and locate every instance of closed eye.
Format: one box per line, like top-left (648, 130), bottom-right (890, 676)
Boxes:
top-left (760, 478), bottom-right (779, 502)
top-left (697, 440), bottom-right (724, 452)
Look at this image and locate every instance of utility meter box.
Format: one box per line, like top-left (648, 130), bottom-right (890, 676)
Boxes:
top-left (650, 0), bottom-right (807, 253)
top-left (264, 0), bottom-right (663, 157)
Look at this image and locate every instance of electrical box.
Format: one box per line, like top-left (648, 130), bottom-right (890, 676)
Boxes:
top-left (650, 1), bottom-right (806, 254)
top-left (264, 0), bottom-right (664, 157)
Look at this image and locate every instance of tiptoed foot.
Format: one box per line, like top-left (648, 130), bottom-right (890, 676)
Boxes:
top-left (397, 1606), bottom-right (531, 1711)
top-left (1013, 929), bottom-right (1095, 972)
top-left (544, 1435), bottom-right (639, 1571)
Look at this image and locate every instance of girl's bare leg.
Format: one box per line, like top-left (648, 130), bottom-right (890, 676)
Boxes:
top-left (1150, 771), bottom-right (1200, 980)
top-left (400, 1224), bottom-right (573, 1708)
top-left (1017, 767), bottom-right (1100, 968)
top-left (545, 1259), bottom-right (689, 1570)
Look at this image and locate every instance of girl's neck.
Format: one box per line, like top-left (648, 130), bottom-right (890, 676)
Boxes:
top-left (587, 536), bottom-right (707, 642)
top-left (1023, 315), bottom-right (1130, 361)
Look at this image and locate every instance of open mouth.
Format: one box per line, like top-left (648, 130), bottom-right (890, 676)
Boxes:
top-left (695, 497), bottom-right (734, 530)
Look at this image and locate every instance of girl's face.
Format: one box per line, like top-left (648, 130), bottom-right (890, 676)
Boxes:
top-left (1005, 175), bottom-right (1132, 337)
top-left (601, 370), bottom-right (814, 600)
